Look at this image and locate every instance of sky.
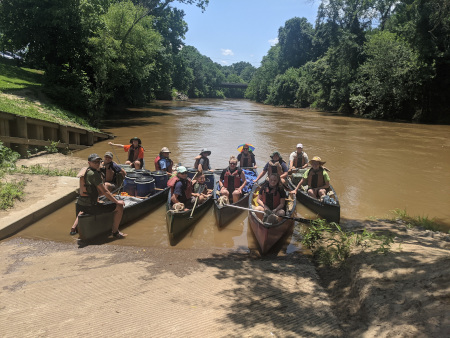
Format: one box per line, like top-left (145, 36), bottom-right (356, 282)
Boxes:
top-left (174, 0), bottom-right (320, 67)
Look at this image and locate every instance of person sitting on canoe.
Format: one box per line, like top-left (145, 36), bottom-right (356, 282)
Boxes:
top-left (192, 173), bottom-right (212, 205)
top-left (108, 137), bottom-right (144, 169)
top-left (289, 143), bottom-right (309, 174)
top-left (194, 148), bottom-right (211, 173)
top-left (237, 144), bottom-right (256, 168)
top-left (219, 156), bottom-right (247, 204)
top-left (70, 154), bottom-right (126, 238)
top-left (253, 151), bottom-right (289, 185)
top-left (254, 173), bottom-right (287, 220)
top-left (290, 156), bottom-right (330, 199)
top-left (154, 147), bottom-right (173, 173)
top-left (100, 151), bottom-right (126, 192)
top-left (169, 166), bottom-right (193, 211)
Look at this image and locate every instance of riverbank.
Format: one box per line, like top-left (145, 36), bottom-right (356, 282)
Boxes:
top-left (1, 153), bottom-right (449, 336)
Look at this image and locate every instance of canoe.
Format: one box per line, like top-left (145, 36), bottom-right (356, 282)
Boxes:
top-left (77, 187), bottom-right (169, 240)
top-left (165, 179), bottom-right (215, 244)
top-left (287, 177), bottom-right (340, 223)
top-left (213, 168), bottom-right (258, 228)
top-left (248, 184), bottom-right (297, 254)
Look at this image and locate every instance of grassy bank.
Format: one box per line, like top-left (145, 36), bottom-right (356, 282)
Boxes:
top-left (0, 58), bottom-right (97, 131)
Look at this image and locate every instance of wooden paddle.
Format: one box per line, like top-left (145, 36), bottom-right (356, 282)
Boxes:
top-left (188, 196), bottom-right (199, 219)
top-left (219, 203), bottom-right (313, 224)
top-left (109, 144), bottom-right (122, 164)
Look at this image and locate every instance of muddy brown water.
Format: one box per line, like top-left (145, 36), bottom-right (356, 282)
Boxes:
top-left (14, 99), bottom-right (450, 252)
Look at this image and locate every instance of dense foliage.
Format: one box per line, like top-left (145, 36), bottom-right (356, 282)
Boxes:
top-left (246, 1), bottom-right (450, 122)
top-left (1, 0), bottom-right (448, 123)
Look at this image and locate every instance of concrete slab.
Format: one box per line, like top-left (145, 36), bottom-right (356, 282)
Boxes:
top-left (0, 176), bottom-right (78, 240)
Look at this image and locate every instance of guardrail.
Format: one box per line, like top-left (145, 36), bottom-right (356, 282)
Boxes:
top-left (0, 111), bottom-right (112, 156)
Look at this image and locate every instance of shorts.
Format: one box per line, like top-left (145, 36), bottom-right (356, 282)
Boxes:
top-left (76, 201), bottom-right (116, 216)
top-left (130, 159), bottom-right (144, 168)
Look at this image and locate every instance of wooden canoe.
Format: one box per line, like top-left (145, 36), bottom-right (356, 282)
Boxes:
top-left (77, 187), bottom-right (169, 240)
top-left (213, 168), bottom-right (257, 228)
top-left (248, 184), bottom-right (297, 254)
top-left (165, 184), bottom-right (214, 244)
top-left (287, 177), bottom-right (340, 223)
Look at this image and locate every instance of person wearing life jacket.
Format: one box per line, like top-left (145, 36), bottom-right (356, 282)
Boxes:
top-left (254, 173), bottom-right (287, 221)
top-left (70, 153), bottom-right (126, 238)
top-left (291, 156), bottom-right (330, 199)
top-left (253, 151), bottom-right (289, 185)
top-left (169, 166), bottom-right (193, 211)
top-left (191, 173), bottom-right (212, 205)
top-left (108, 137), bottom-right (144, 169)
top-left (219, 156), bottom-right (247, 203)
top-left (237, 144), bottom-right (257, 168)
top-left (100, 151), bottom-right (126, 192)
top-left (194, 148), bottom-right (211, 173)
top-left (154, 147), bottom-right (173, 173)
top-left (289, 143), bottom-right (309, 173)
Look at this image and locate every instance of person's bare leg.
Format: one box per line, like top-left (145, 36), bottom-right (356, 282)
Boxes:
top-left (70, 211), bottom-right (83, 234)
top-left (111, 204), bottom-right (126, 236)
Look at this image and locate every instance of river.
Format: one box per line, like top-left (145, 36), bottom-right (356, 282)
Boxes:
top-left (15, 99), bottom-right (450, 252)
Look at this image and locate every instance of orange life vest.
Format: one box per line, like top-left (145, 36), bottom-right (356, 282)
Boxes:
top-left (168, 176), bottom-right (192, 200)
top-left (292, 152), bottom-right (307, 168)
top-left (306, 168), bottom-right (326, 189)
top-left (223, 168), bottom-right (241, 191)
top-left (261, 183), bottom-right (282, 210)
top-left (267, 160), bottom-right (283, 176)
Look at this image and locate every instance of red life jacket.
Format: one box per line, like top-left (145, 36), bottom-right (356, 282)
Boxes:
top-left (223, 168), bottom-right (241, 190)
top-left (154, 155), bottom-right (161, 170)
top-left (168, 176), bottom-right (192, 200)
top-left (306, 168), bottom-right (326, 188)
top-left (292, 152), bottom-right (306, 168)
top-left (261, 183), bottom-right (281, 210)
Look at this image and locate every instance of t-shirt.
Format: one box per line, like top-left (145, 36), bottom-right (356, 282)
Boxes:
top-left (263, 161), bottom-right (288, 173)
top-left (123, 144), bottom-right (144, 159)
top-left (237, 153), bottom-right (256, 167)
top-left (77, 169), bottom-right (102, 206)
top-left (289, 151), bottom-right (309, 165)
top-left (158, 158), bottom-right (171, 170)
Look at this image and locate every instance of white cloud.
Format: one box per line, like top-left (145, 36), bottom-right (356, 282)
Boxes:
top-left (220, 60), bottom-right (229, 65)
top-left (221, 49), bottom-right (234, 56)
top-left (268, 38), bottom-right (278, 46)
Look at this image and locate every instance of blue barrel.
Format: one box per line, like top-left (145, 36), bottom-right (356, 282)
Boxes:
top-left (123, 175), bottom-right (137, 196)
top-left (151, 170), bottom-right (168, 189)
top-left (136, 177), bottom-right (155, 197)
top-left (203, 171), bottom-right (215, 190)
top-left (135, 169), bottom-right (152, 177)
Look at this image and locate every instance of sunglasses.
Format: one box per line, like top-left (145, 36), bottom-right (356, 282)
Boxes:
top-left (229, 162), bottom-right (237, 165)
top-left (243, 148), bottom-right (249, 150)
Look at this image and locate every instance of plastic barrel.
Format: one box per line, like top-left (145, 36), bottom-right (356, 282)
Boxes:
top-left (136, 177), bottom-right (155, 197)
top-left (135, 169), bottom-right (152, 177)
top-left (151, 170), bottom-right (168, 189)
top-left (123, 175), bottom-right (137, 196)
top-left (120, 164), bottom-right (134, 174)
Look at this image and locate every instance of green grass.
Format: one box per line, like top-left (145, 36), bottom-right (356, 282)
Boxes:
top-left (0, 180), bottom-right (25, 210)
top-left (0, 58), bottom-right (98, 131)
top-left (15, 164), bottom-right (77, 177)
top-left (391, 208), bottom-right (442, 231)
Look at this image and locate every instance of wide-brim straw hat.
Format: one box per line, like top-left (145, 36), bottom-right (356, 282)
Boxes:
top-left (129, 137), bottom-right (142, 144)
top-left (309, 156), bottom-right (326, 165)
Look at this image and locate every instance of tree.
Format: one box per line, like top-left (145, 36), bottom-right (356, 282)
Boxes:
top-left (266, 68), bottom-right (300, 107)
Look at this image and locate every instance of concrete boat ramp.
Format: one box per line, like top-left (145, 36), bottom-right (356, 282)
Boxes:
top-left (0, 238), bottom-right (342, 337)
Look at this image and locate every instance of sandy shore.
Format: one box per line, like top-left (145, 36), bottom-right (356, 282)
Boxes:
top-left (1, 153), bottom-right (449, 336)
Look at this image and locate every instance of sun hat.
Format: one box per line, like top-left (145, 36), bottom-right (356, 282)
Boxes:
top-left (309, 156), bottom-right (326, 165)
top-left (104, 151), bottom-right (114, 158)
top-left (88, 153), bottom-right (101, 162)
top-left (296, 143), bottom-right (303, 148)
top-left (160, 147), bottom-right (171, 153)
top-left (199, 148), bottom-right (211, 156)
top-left (177, 166), bottom-right (187, 173)
top-left (129, 137), bottom-right (142, 144)
top-left (270, 151), bottom-right (282, 159)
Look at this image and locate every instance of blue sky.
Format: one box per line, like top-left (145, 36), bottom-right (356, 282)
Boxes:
top-left (174, 0), bottom-right (320, 67)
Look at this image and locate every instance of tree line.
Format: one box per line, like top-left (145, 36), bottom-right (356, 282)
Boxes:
top-left (1, 1), bottom-right (448, 124)
top-left (246, 0), bottom-right (450, 123)
top-left (0, 0), bottom-right (254, 125)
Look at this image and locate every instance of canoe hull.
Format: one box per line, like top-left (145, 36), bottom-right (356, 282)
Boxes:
top-left (248, 185), bottom-right (296, 254)
top-left (77, 187), bottom-right (169, 240)
top-left (166, 188), bottom-right (214, 244)
top-left (213, 191), bottom-right (250, 228)
top-left (288, 178), bottom-right (340, 223)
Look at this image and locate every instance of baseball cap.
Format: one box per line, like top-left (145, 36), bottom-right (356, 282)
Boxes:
top-left (104, 151), bottom-right (113, 158)
top-left (88, 153), bottom-right (101, 161)
top-left (177, 166), bottom-right (187, 173)
top-left (297, 143), bottom-right (303, 148)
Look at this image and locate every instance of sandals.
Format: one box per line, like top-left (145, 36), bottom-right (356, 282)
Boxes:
top-left (70, 228), bottom-right (78, 236)
top-left (112, 231), bottom-right (127, 239)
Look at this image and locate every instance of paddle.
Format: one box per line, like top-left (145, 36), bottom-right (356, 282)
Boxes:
top-left (213, 166), bottom-right (256, 175)
top-left (109, 144), bottom-right (122, 164)
top-left (220, 203), bottom-right (313, 224)
top-left (188, 196), bottom-right (199, 219)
